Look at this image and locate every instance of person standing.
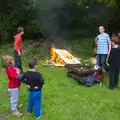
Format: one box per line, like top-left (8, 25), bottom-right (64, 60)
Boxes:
top-left (1, 55), bottom-right (23, 117)
top-left (108, 37), bottom-right (120, 90)
top-left (17, 59), bottom-right (44, 119)
top-left (95, 26), bottom-right (111, 74)
top-left (14, 27), bottom-right (24, 73)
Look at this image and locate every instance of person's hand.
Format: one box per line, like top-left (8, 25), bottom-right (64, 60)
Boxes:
top-left (108, 51), bottom-right (110, 57)
top-left (18, 50), bottom-right (21, 56)
top-left (27, 85), bottom-right (30, 89)
top-left (34, 86), bottom-right (39, 89)
top-left (16, 68), bottom-right (21, 74)
top-left (22, 48), bottom-right (24, 54)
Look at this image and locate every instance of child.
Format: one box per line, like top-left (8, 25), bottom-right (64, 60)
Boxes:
top-left (14, 27), bottom-right (24, 73)
top-left (1, 55), bottom-right (23, 116)
top-left (17, 59), bottom-right (44, 119)
top-left (108, 36), bottom-right (120, 90)
top-left (96, 26), bottom-right (111, 74)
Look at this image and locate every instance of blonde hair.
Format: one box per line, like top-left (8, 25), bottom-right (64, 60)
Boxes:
top-left (1, 55), bottom-right (14, 68)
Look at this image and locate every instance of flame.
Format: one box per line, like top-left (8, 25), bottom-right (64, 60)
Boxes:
top-left (49, 44), bottom-right (65, 64)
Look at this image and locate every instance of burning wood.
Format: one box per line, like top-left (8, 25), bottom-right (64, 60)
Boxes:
top-left (43, 44), bottom-right (81, 66)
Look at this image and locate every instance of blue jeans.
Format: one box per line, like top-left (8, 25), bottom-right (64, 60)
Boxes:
top-left (27, 91), bottom-right (43, 118)
top-left (96, 54), bottom-right (109, 72)
top-left (14, 50), bottom-right (23, 72)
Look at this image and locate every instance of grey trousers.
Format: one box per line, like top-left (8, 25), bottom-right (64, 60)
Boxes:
top-left (8, 88), bottom-right (19, 112)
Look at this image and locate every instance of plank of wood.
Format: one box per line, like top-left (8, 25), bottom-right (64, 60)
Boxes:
top-left (42, 63), bottom-right (64, 67)
top-left (55, 49), bottom-right (81, 64)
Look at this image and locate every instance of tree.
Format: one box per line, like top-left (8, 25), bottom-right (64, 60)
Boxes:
top-left (74, 0), bottom-right (116, 6)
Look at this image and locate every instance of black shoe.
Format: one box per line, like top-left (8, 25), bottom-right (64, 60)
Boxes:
top-left (108, 86), bottom-right (115, 90)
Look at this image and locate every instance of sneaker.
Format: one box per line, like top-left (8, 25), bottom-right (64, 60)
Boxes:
top-left (28, 112), bottom-right (32, 114)
top-left (36, 110), bottom-right (43, 119)
top-left (36, 115), bottom-right (42, 119)
top-left (108, 86), bottom-right (115, 90)
top-left (12, 111), bottom-right (23, 117)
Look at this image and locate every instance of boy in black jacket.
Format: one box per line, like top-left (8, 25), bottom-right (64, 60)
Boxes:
top-left (108, 37), bottom-right (120, 90)
top-left (17, 59), bottom-right (44, 119)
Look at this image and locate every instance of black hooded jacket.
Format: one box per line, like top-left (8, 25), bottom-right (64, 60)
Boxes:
top-left (108, 46), bottom-right (120, 70)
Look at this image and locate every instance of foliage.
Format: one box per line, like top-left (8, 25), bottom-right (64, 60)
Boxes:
top-left (75, 0), bottom-right (116, 6)
top-left (0, 0), bottom-right (119, 43)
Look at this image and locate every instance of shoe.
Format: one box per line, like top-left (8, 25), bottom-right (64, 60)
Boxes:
top-left (28, 112), bottom-right (32, 114)
top-left (36, 110), bottom-right (43, 119)
top-left (108, 86), bottom-right (115, 90)
top-left (12, 111), bottom-right (23, 117)
top-left (36, 115), bottom-right (42, 119)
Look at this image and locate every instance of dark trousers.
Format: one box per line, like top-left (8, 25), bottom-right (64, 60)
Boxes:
top-left (27, 91), bottom-right (42, 118)
top-left (97, 54), bottom-right (109, 72)
top-left (14, 50), bottom-right (23, 72)
top-left (109, 68), bottom-right (119, 88)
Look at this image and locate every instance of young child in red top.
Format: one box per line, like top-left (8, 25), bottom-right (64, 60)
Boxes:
top-left (1, 55), bottom-right (23, 117)
top-left (14, 27), bottom-right (24, 73)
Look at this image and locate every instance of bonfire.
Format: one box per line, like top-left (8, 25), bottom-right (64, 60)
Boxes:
top-left (43, 44), bottom-right (81, 66)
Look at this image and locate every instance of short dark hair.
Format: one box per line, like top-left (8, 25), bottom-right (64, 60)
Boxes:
top-left (28, 59), bottom-right (37, 69)
top-left (111, 36), bottom-right (120, 45)
top-left (17, 27), bottom-right (24, 34)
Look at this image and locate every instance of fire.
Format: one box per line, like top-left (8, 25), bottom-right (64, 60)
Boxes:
top-left (44, 44), bottom-right (65, 65)
top-left (50, 44), bottom-right (56, 61)
top-left (43, 44), bottom-right (81, 66)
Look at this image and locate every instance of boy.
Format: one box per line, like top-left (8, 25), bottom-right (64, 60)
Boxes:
top-left (14, 27), bottom-right (24, 73)
top-left (17, 59), bottom-right (44, 119)
top-left (108, 37), bottom-right (120, 90)
top-left (1, 55), bottom-right (23, 117)
top-left (95, 26), bottom-right (111, 74)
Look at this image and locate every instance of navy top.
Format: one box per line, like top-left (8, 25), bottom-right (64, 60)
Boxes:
top-left (17, 71), bottom-right (44, 91)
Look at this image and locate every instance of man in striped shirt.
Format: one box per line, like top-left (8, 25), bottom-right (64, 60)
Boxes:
top-left (96, 26), bottom-right (111, 73)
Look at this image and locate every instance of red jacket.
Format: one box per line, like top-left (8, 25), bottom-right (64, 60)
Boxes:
top-left (6, 66), bottom-right (21, 88)
top-left (14, 34), bottom-right (22, 52)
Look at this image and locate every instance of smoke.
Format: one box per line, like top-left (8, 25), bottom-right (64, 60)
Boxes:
top-left (36, 0), bottom-right (71, 48)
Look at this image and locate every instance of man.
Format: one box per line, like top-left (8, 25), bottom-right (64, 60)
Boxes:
top-left (95, 26), bottom-right (111, 74)
top-left (14, 27), bottom-right (24, 73)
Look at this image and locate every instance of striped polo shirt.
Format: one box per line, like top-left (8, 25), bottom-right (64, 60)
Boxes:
top-left (96, 33), bottom-right (110, 54)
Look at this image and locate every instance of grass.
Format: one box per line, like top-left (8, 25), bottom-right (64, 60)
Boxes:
top-left (0, 38), bottom-right (120, 120)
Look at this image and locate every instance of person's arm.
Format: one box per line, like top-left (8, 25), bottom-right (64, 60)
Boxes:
top-left (95, 36), bottom-right (99, 46)
top-left (17, 73), bottom-right (28, 84)
top-left (38, 73), bottom-right (44, 86)
top-left (108, 50), bottom-right (113, 65)
top-left (95, 36), bottom-right (98, 42)
top-left (14, 36), bottom-right (22, 56)
top-left (108, 43), bottom-right (111, 56)
top-left (107, 35), bottom-right (111, 56)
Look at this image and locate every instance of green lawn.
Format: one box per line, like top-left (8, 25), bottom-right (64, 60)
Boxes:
top-left (0, 38), bottom-right (120, 120)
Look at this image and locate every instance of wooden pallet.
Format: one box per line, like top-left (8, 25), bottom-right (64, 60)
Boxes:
top-left (55, 49), bottom-right (81, 64)
top-left (42, 63), bottom-right (64, 67)
top-left (65, 64), bottom-right (101, 76)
